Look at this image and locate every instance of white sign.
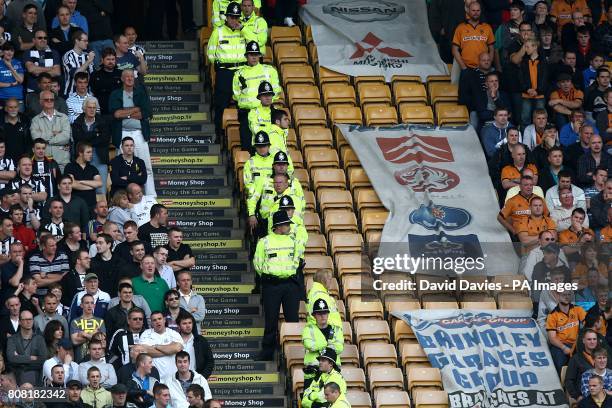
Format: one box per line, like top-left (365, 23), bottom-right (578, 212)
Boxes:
top-left (300, 0), bottom-right (448, 82)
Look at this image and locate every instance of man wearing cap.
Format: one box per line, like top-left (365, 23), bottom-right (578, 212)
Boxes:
top-left (243, 130), bottom-right (274, 196)
top-left (232, 41), bottom-right (280, 150)
top-left (253, 210), bottom-right (301, 360)
top-left (247, 81), bottom-right (275, 145)
top-left (301, 347), bottom-right (347, 408)
top-left (207, 2), bottom-right (247, 136)
top-left (240, 0), bottom-right (266, 52)
top-left (212, 0), bottom-right (261, 27)
top-left (302, 298), bottom-right (344, 389)
top-left (306, 270), bottom-right (342, 327)
top-left (68, 271), bottom-right (111, 322)
top-left (60, 379), bottom-right (91, 408)
top-left (42, 338), bottom-right (79, 386)
top-left (108, 383), bottom-right (138, 408)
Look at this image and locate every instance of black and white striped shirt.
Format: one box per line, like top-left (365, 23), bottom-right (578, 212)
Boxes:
top-left (0, 236), bottom-right (16, 256)
top-left (109, 328), bottom-right (142, 368)
top-left (128, 44), bottom-right (146, 56)
top-left (10, 176), bottom-right (46, 195)
top-left (41, 219), bottom-right (64, 239)
top-left (25, 47), bottom-right (60, 92)
top-left (0, 157), bottom-right (15, 189)
top-left (62, 49), bottom-right (94, 97)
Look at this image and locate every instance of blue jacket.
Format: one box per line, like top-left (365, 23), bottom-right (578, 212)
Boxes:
top-left (481, 122), bottom-right (512, 159)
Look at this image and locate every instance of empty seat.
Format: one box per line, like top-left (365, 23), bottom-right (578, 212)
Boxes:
top-left (423, 301), bottom-right (459, 310)
top-left (341, 147), bottom-right (361, 171)
top-left (395, 320), bottom-right (417, 347)
top-left (263, 46), bottom-right (273, 64)
top-left (293, 106), bottom-right (327, 128)
top-left (293, 168), bottom-right (311, 191)
top-left (400, 105), bottom-right (434, 125)
top-left (428, 82), bottom-right (458, 106)
top-left (343, 321), bottom-right (354, 343)
top-left (336, 253), bottom-right (368, 277)
top-left (288, 149), bottom-right (304, 169)
top-left (361, 211), bottom-right (388, 241)
top-left (279, 322), bottom-right (305, 348)
top-left (364, 106), bottom-right (398, 126)
top-left (308, 42), bottom-right (318, 66)
top-left (391, 74), bottom-right (422, 84)
top-left (305, 233), bottom-right (327, 255)
top-left (375, 391), bottom-right (411, 408)
top-left (354, 75), bottom-right (385, 86)
top-left (222, 108), bottom-right (239, 130)
top-left (281, 64), bottom-right (315, 86)
top-left (426, 74), bottom-right (451, 84)
top-left (318, 66), bottom-right (351, 85)
top-left (363, 343), bottom-right (398, 372)
top-left (270, 26), bottom-right (302, 46)
top-left (340, 344), bottom-right (361, 367)
top-left (499, 297), bottom-right (533, 310)
top-left (330, 233), bottom-right (363, 259)
top-left (393, 82), bottom-right (427, 106)
top-left (342, 275), bottom-right (376, 300)
top-left (347, 390), bottom-right (373, 408)
top-left (461, 301), bottom-right (497, 309)
top-left (284, 344), bottom-right (305, 373)
top-left (436, 104), bottom-right (469, 126)
top-left (324, 209), bottom-right (359, 236)
top-left (354, 319), bottom-right (391, 347)
top-left (356, 189), bottom-right (384, 214)
top-left (287, 84), bottom-right (321, 107)
top-left (292, 367), bottom-right (304, 395)
top-left (319, 189), bottom-right (353, 212)
top-left (343, 367), bottom-right (367, 391)
top-left (233, 150), bottom-right (250, 174)
top-left (328, 105), bottom-right (363, 125)
top-left (401, 343), bottom-right (429, 371)
top-left (300, 127), bottom-right (334, 149)
top-left (323, 83), bottom-right (357, 107)
top-left (312, 168), bottom-right (346, 191)
top-left (348, 167), bottom-right (372, 193)
top-left (303, 254), bottom-right (333, 275)
top-left (303, 211), bottom-right (322, 233)
top-left (349, 298), bottom-right (385, 321)
top-left (286, 128), bottom-right (298, 149)
top-left (304, 189), bottom-right (316, 211)
top-left (306, 148), bottom-right (340, 170)
top-left (414, 389), bottom-right (449, 408)
top-left (358, 83), bottom-right (392, 108)
top-left (275, 44), bottom-right (308, 65)
top-left (369, 367), bottom-right (405, 394)
top-left (493, 274), bottom-right (528, 295)
top-left (386, 300), bottom-right (421, 323)
top-left (407, 367), bottom-right (443, 392)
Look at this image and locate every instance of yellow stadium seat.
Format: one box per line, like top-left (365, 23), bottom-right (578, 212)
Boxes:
top-left (274, 43), bottom-right (308, 65)
top-left (330, 232), bottom-right (363, 259)
top-left (274, 88), bottom-right (287, 108)
top-left (436, 104), bottom-right (469, 126)
top-left (284, 344), bottom-right (305, 373)
top-left (318, 67), bottom-right (351, 86)
top-left (341, 147), bottom-right (361, 172)
top-left (286, 128), bottom-right (298, 149)
top-left (222, 108), bottom-right (239, 130)
top-left (270, 26), bottom-right (302, 47)
top-left (364, 106), bottom-right (398, 126)
top-left (263, 46), bottom-right (273, 65)
top-left (288, 149), bottom-right (304, 169)
top-left (355, 189), bottom-right (384, 215)
top-left (407, 367), bottom-right (443, 392)
top-left (386, 300), bottom-right (421, 323)
top-left (337, 299), bottom-right (347, 321)
top-left (336, 253), bottom-right (366, 277)
top-left (343, 367), bottom-right (367, 391)
top-left (305, 233), bottom-right (327, 255)
top-left (362, 343), bottom-right (397, 372)
top-left (400, 105), bottom-right (434, 125)
top-left (308, 42), bottom-right (318, 66)
top-left (342, 274), bottom-right (375, 300)
top-left (423, 301), bottom-right (459, 310)
top-left (375, 391), bottom-right (411, 408)
top-left (279, 322), bottom-right (305, 348)
top-left (461, 301), bottom-right (498, 309)
top-left (306, 148), bottom-right (340, 171)
top-left (281, 64), bottom-right (316, 87)
top-left (293, 168), bottom-right (310, 191)
top-left (293, 106), bottom-right (327, 129)
top-left (343, 321), bottom-right (354, 343)
top-left (401, 343), bottom-right (430, 371)
top-left (300, 127), bottom-right (334, 150)
top-left (329, 105), bottom-right (363, 125)
top-left (292, 367), bottom-right (304, 395)
top-left (341, 344), bottom-right (361, 368)
top-left (319, 189), bottom-right (353, 212)
top-left (303, 212), bottom-right (322, 234)
top-left (426, 74), bottom-right (451, 84)
top-left (414, 390), bottom-right (449, 408)
top-left (322, 83), bottom-right (357, 107)
top-left (347, 390), bottom-right (373, 408)
top-left (324, 209), bottom-right (359, 236)
top-left (361, 211), bottom-right (388, 239)
top-left (348, 167), bottom-right (372, 193)
top-left (354, 319), bottom-right (391, 347)
top-left (499, 297), bottom-right (533, 310)
top-left (304, 189), bottom-right (315, 211)
top-left (287, 84), bottom-right (321, 107)
top-left (391, 74), bottom-right (421, 84)
top-left (312, 168), bottom-right (346, 192)
top-left (233, 150), bottom-right (250, 174)
top-left (393, 82), bottom-right (427, 106)
top-left (493, 274), bottom-right (528, 295)
top-left (305, 25), bottom-right (313, 45)
top-left (369, 367), bottom-right (405, 395)
top-left (395, 320), bottom-right (417, 347)
top-left (303, 254), bottom-right (333, 275)
top-left (349, 298), bottom-right (385, 321)
top-left (358, 83), bottom-right (392, 108)
top-left (226, 127), bottom-right (240, 152)
top-left (354, 76), bottom-right (385, 86)
top-left (428, 82), bottom-right (458, 106)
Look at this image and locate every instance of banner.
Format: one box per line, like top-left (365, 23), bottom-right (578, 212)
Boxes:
top-left (339, 124), bottom-right (517, 275)
top-left (396, 309), bottom-right (568, 408)
top-left (300, 0), bottom-right (448, 81)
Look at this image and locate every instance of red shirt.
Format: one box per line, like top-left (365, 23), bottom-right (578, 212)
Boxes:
top-left (13, 224), bottom-right (36, 253)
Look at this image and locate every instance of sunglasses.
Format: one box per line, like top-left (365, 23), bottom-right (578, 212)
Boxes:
top-left (36, 36), bottom-right (47, 40)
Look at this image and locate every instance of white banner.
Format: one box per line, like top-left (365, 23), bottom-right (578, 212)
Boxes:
top-left (339, 124), bottom-right (518, 275)
top-left (396, 309), bottom-right (568, 408)
top-left (299, 0), bottom-right (448, 82)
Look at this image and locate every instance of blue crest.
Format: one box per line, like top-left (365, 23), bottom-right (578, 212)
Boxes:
top-left (409, 202), bottom-right (472, 230)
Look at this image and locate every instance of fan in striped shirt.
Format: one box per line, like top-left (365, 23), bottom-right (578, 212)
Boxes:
top-left (10, 156), bottom-right (47, 205)
top-left (40, 198), bottom-right (66, 240)
top-left (0, 139), bottom-right (16, 190)
top-left (62, 30), bottom-right (95, 98)
top-left (108, 306), bottom-right (146, 370)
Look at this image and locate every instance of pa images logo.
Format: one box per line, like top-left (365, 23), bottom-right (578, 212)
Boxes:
top-left (322, 0), bottom-right (405, 22)
top-left (409, 202), bottom-right (471, 230)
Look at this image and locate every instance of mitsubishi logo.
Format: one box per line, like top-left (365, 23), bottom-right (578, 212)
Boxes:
top-left (350, 32), bottom-right (412, 59)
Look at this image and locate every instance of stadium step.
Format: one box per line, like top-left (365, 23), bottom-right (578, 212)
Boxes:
top-left (144, 38), bottom-right (284, 405)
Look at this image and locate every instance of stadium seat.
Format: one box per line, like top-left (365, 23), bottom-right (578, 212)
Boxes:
top-left (293, 106), bottom-right (327, 129)
top-left (287, 128), bottom-right (298, 149)
top-left (275, 44), bottom-right (309, 65)
top-left (303, 254), bottom-right (333, 275)
top-left (460, 301), bottom-right (497, 309)
top-left (395, 320), bottom-right (417, 348)
top-left (364, 106), bottom-right (398, 126)
top-left (341, 147), bottom-right (361, 172)
top-left (400, 105), bottom-right (434, 125)
top-left (330, 232), bottom-right (364, 260)
top-left (423, 301), bottom-right (459, 310)
top-left (222, 108), bottom-right (239, 130)
top-left (324, 209), bottom-right (359, 236)
top-left (393, 82), bottom-right (428, 106)
top-left (361, 211), bottom-right (388, 242)
top-left (401, 343), bottom-right (431, 373)
top-left (436, 104), bottom-right (469, 126)
top-left (226, 127), bottom-right (241, 152)
top-left (349, 298), bottom-right (385, 321)
top-left (293, 168), bottom-right (311, 191)
top-left (375, 391), bottom-right (411, 408)
top-left (305, 233), bottom-right (327, 255)
top-left (279, 322), bottom-right (305, 348)
top-left (300, 127), bottom-right (334, 150)
top-left (355, 189), bottom-right (384, 215)
top-left (343, 367), bottom-right (367, 391)
top-left (284, 344), bottom-right (305, 373)
top-left (319, 189), bottom-right (353, 212)
top-left (341, 344), bottom-right (361, 368)
top-left (354, 319), bottom-right (391, 347)
top-left (233, 151), bottom-right (250, 174)
top-left (318, 67), bottom-right (351, 86)
top-left (426, 74), bottom-right (451, 84)
top-left (385, 300), bottom-right (421, 323)
top-left (292, 367), bottom-right (304, 395)
top-left (306, 276), bottom-right (340, 298)
top-left (362, 343), bottom-right (397, 371)
top-left (281, 64), bottom-right (316, 87)
top-left (308, 42), bottom-right (318, 66)
top-left (499, 297), bottom-right (533, 310)
top-left (304, 189), bottom-right (316, 211)
top-left (336, 253), bottom-right (367, 277)
top-left (347, 390), bottom-right (373, 408)
top-left (343, 321), bottom-right (354, 343)
top-left (391, 74), bottom-right (422, 84)
top-left (328, 105), bottom-right (363, 125)
top-left (348, 167), bottom-right (372, 193)
top-left (322, 83), bottom-right (357, 107)
top-left (369, 367), bottom-right (405, 394)
top-left (342, 275), bottom-right (376, 301)
top-left (270, 26), bottom-right (302, 47)
top-left (306, 148), bottom-right (340, 170)
top-left (303, 211), bottom-right (322, 233)
top-left (354, 76), bottom-right (385, 86)
top-left (492, 275), bottom-right (528, 295)
top-left (312, 168), bottom-right (346, 192)
top-left (287, 84), bottom-right (321, 107)
top-left (428, 82), bottom-right (458, 106)
top-left (263, 46), bottom-right (273, 64)
top-left (414, 389), bottom-right (449, 408)
top-left (407, 367), bottom-right (443, 392)
top-left (289, 149), bottom-right (304, 169)
top-left (337, 299), bottom-right (347, 321)
top-left (358, 83), bottom-right (392, 109)
top-left (305, 25), bottom-right (313, 44)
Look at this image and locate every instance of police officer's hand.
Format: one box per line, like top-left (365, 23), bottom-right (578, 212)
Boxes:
top-left (248, 216), bottom-right (258, 231)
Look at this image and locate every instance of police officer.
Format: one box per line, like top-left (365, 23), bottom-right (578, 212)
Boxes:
top-left (207, 2), bottom-right (247, 135)
top-left (302, 348), bottom-right (346, 408)
top-left (243, 130), bottom-right (274, 197)
top-left (264, 108), bottom-right (290, 154)
top-left (212, 0), bottom-right (262, 27)
top-left (324, 382), bottom-right (351, 408)
top-left (301, 298), bottom-right (343, 389)
top-left (232, 41), bottom-right (281, 150)
top-left (241, 0), bottom-right (267, 52)
top-left (248, 81), bottom-right (274, 146)
top-left (306, 270), bottom-right (342, 327)
top-left (253, 210), bottom-right (301, 360)
top-left (250, 171), bottom-right (304, 233)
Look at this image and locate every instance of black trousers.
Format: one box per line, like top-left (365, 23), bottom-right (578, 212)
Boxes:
top-left (239, 108), bottom-right (251, 151)
top-left (261, 276), bottom-right (300, 357)
top-left (212, 67), bottom-right (236, 134)
top-left (166, 0), bottom-right (196, 39)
